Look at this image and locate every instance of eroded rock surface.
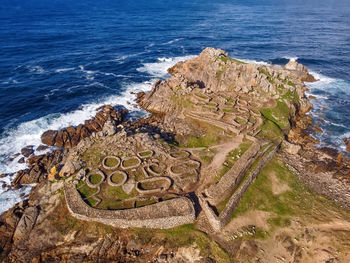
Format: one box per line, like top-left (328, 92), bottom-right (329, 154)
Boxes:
top-left (41, 105), bottom-right (128, 149)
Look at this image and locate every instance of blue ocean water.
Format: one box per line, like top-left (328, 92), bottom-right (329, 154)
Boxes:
top-left (0, 0), bottom-right (350, 212)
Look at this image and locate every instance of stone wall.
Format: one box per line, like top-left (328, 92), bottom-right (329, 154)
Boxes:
top-left (218, 144), bottom-right (279, 227)
top-left (198, 194), bottom-right (222, 232)
top-left (64, 183), bottom-right (195, 229)
top-left (205, 141), bottom-right (262, 205)
top-left (200, 143), bottom-right (279, 231)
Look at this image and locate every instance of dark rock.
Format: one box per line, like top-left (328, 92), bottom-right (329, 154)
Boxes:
top-left (0, 173), bottom-right (6, 178)
top-left (7, 153), bottom-right (20, 162)
top-left (41, 130), bottom-right (57, 146)
top-left (27, 154), bottom-right (45, 165)
top-left (36, 145), bottom-right (49, 151)
top-left (21, 145), bottom-right (34, 157)
top-left (320, 147), bottom-right (339, 158)
top-left (18, 157), bottom-right (25, 164)
top-left (55, 129), bottom-right (65, 148)
top-left (39, 105), bottom-right (128, 149)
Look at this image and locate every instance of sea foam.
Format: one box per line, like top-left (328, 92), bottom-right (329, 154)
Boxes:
top-left (0, 55), bottom-right (191, 213)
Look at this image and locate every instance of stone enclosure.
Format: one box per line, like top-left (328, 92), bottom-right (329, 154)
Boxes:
top-left (73, 146), bottom-right (201, 211)
top-left (184, 89), bottom-right (263, 137)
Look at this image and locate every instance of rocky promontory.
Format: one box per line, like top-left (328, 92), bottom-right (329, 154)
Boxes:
top-left (1, 48), bottom-right (350, 263)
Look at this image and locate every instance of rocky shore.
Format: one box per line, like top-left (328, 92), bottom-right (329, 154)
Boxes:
top-left (1, 48), bottom-right (349, 263)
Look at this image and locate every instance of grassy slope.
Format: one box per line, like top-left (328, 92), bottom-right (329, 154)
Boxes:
top-left (231, 157), bottom-right (350, 239)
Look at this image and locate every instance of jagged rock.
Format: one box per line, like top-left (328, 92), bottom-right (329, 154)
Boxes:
top-left (343, 138), bottom-right (350, 152)
top-left (13, 206), bottom-right (39, 243)
top-left (285, 60), bottom-right (316, 82)
top-left (282, 140), bottom-right (301, 155)
top-left (18, 157), bottom-right (25, 164)
top-left (60, 159), bottom-right (84, 176)
top-left (36, 145), bottom-right (49, 151)
top-left (21, 146), bottom-right (34, 158)
top-left (40, 105), bottom-right (128, 149)
top-left (103, 120), bottom-right (117, 135)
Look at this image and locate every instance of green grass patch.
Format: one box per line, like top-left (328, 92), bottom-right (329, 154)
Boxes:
top-left (111, 172), bottom-right (125, 184)
top-left (195, 93), bottom-right (209, 100)
top-left (258, 118), bottom-right (285, 142)
top-left (104, 157), bottom-right (119, 167)
top-left (260, 100), bottom-right (290, 130)
top-left (86, 197), bottom-right (98, 207)
top-left (123, 158), bottom-right (140, 168)
top-left (216, 55), bottom-right (246, 64)
top-left (76, 180), bottom-right (85, 188)
top-left (77, 184), bottom-right (98, 198)
top-left (101, 184), bottom-right (135, 200)
top-left (222, 108), bottom-right (235, 113)
top-left (83, 149), bottom-right (105, 167)
top-left (139, 179), bottom-right (166, 190)
top-left (139, 150), bottom-right (153, 157)
top-left (171, 94), bottom-right (192, 108)
top-left (90, 173), bottom-right (103, 184)
top-left (182, 121), bottom-right (228, 148)
top-left (135, 198), bottom-right (156, 207)
top-left (132, 224), bottom-right (230, 262)
top-left (281, 89), bottom-right (299, 103)
top-left (235, 116), bottom-right (247, 124)
top-left (287, 80), bottom-right (296, 88)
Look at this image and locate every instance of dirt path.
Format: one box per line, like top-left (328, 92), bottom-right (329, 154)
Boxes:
top-left (208, 134), bottom-right (244, 172)
top-left (197, 135), bottom-right (244, 190)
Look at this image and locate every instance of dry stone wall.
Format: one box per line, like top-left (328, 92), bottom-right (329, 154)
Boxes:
top-left (218, 144), bottom-right (280, 227)
top-left (64, 182), bottom-right (196, 229)
top-left (205, 140), bottom-right (262, 205)
top-left (200, 143), bottom-right (280, 231)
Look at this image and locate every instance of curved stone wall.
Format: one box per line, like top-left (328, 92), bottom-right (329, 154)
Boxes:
top-left (64, 182), bottom-right (195, 229)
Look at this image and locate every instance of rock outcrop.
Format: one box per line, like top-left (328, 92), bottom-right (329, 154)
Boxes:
top-left (41, 105), bottom-right (128, 149)
top-left (2, 48), bottom-right (350, 263)
top-left (138, 47), bottom-right (313, 136)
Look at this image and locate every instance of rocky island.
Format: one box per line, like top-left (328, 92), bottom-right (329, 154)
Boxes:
top-left (1, 48), bottom-right (350, 263)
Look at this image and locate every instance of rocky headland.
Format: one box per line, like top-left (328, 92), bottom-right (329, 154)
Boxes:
top-left (0, 48), bottom-right (350, 263)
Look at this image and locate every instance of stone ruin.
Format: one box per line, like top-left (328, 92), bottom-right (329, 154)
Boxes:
top-left (185, 90), bottom-right (263, 137)
top-left (64, 134), bottom-right (202, 229)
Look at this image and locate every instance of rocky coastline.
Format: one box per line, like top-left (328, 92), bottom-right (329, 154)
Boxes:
top-left (1, 48), bottom-right (350, 263)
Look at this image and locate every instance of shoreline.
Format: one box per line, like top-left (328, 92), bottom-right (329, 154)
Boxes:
top-left (1, 51), bottom-right (350, 215)
top-left (1, 47), bottom-right (350, 262)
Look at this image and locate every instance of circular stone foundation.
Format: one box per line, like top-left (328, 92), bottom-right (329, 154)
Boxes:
top-left (169, 160), bottom-right (201, 176)
top-left (121, 156), bottom-right (142, 169)
top-left (102, 156), bottom-right (121, 170)
top-left (137, 150), bottom-right (154, 159)
top-left (136, 176), bottom-right (172, 194)
top-left (107, 171), bottom-right (128, 187)
top-left (147, 162), bottom-right (167, 176)
top-left (86, 169), bottom-right (105, 188)
top-left (170, 150), bottom-right (191, 159)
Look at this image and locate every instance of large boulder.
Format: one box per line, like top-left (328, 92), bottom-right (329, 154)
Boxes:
top-left (41, 130), bottom-right (57, 146)
top-left (285, 60), bottom-right (316, 82)
top-left (13, 206), bottom-right (39, 243)
top-left (21, 145), bottom-right (34, 158)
